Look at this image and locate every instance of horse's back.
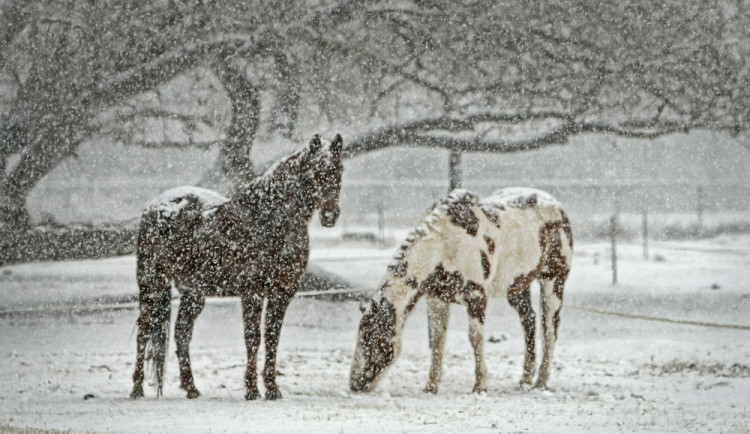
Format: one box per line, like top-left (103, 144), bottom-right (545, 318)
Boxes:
top-left (485, 187), bottom-right (563, 216)
top-left (478, 188), bottom-right (571, 297)
top-left (136, 187), bottom-right (228, 283)
top-left (145, 186), bottom-right (228, 218)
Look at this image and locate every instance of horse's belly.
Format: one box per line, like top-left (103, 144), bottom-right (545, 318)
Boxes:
top-left (487, 217), bottom-right (545, 298)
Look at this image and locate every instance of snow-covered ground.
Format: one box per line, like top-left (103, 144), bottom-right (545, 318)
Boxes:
top-left (1, 234), bottom-right (749, 433)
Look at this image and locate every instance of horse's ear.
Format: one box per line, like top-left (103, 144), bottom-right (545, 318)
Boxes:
top-left (309, 134), bottom-right (322, 153)
top-left (331, 134), bottom-right (343, 156)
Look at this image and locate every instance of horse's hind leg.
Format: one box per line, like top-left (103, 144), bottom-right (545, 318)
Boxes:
top-left (151, 289), bottom-right (172, 397)
top-left (537, 277), bottom-right (564, 389)
top-left (174, 291), bottom-right (205, 399)
top-left (241, 292), bottom-right (263, 401)
top-left (131, 284), bottom-right (169, 398)
top-left (508, 288), bottom-right (536, 387)
top-left (424, 297), bottom-right (450, 394)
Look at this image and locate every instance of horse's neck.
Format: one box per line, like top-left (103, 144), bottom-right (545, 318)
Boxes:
top-left (380, 228), bottom-right (445, 328)
top-left (380, 269), bottom-right (425, 330)
top-left (229, 172), bottom-right (316, 224)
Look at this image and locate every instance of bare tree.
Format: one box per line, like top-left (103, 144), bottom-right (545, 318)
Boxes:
top-left (2, 0), bottom-right (749, 233)
top-left (329, 1), bottom-right (750, 156)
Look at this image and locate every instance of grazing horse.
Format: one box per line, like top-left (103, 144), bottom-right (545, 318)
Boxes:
top-left (350, 188), bottom-right (572, 394)
top-left (130, 134), bottom-right (344, 400)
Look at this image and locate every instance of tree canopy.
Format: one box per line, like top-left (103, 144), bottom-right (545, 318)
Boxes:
top-left (2, 0), bottom-right (749, 228)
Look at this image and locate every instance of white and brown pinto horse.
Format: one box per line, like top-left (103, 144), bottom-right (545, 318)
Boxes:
top-left (131, 134), bottom-right (343, 400)
top-left (350, 188), bottom-right (572, 394)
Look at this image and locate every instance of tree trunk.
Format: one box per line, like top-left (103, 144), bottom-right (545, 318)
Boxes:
top-left (210, 62), bottom-right (261, 194)
top-left (1, 115), bottom-right (83, 230)
top-left (448, 149), bottom-right (462, 193)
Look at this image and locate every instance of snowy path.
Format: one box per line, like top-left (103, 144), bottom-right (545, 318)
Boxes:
top-left (1, 236), bottom-right (749, 433)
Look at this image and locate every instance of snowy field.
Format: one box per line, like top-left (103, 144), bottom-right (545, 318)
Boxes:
top-left (1, 234), bottom-right (749, 433)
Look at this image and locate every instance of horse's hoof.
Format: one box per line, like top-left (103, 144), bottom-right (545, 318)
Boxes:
top-left (130, 386), bottom-right (144, 399)
top-left (519, 378), bottom-right (534, 391)
top-left (423, 385), bottom-right (438, 394)
top-left (245, 391), bottom-right (260, 401)
top-left (472, 386), bottom-right (487, 394)
top-left (186, 389), bottom-right (200, 399)
top-left (265, 389), bottom-right (283, 400)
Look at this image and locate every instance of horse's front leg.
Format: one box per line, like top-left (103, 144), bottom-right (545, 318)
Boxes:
top-left (241, 293), bottom-right (263, 400)
top-left (424, 297), bottom-right (450, 394)
top-left (508, 288), bottom-right (536, 388)
top-left (175, 291), bottom-right (205, 399)
top-left (465, 282), bottom-right (488, 394)
top-left (263, 292), bottom-right (294, 400)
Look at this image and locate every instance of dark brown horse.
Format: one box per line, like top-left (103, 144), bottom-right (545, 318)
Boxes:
top-left (130, 134), bottom-right (343, 400)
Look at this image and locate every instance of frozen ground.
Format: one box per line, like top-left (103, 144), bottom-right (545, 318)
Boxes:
top-left (1, 234), bottom-right (749, 433)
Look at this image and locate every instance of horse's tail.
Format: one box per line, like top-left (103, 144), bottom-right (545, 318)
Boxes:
top-left (133, 210), bottom-right (172, 398)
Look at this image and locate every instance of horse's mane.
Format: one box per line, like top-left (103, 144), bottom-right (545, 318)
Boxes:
top-left (250, 148), bottom-right (306, 193)
top-left (225, 147), bottom-right (308, 212)
top-left (388, 189), bottom-right (479, 275)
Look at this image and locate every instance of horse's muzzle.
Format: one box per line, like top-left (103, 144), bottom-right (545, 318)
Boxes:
top-left (349, 377), bottom-right (370, 393)
top-left (320, 206), bottom-right (340, 227)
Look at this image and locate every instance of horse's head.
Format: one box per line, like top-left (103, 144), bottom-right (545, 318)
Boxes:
top-left (304, 133), bottom-right (343, 227)
top-left (350, 296), bottom-right (398, 393)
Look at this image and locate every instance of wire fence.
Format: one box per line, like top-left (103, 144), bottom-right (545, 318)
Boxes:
top-left (336, 180), bottom-right (750, 241)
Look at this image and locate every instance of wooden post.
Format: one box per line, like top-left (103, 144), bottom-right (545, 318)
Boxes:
top-left (696, 185), bottom-right (704, 228)
top-left (448, 150), bottom-right (462, 192)
top-left (610, 215), bottom-right (618, 285)
top-left (430, 149), bottom-right (463, 348)
top-left (377, 204), bottom-right (385, 246)
top-left (642, 208), bottom-right (649, 260)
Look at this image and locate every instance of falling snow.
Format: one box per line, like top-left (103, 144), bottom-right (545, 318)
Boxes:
top-left (2, 2), bottom-right (750, 433)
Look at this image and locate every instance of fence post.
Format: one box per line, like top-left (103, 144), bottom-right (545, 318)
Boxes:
top-left (696, 185), bottom-right (704, 228)
top-left (642, 208), bottom-right (648, 260)
top-left (433, 149), bottom-right (462, 347)
top-left (448, 150), bottom-right (462, 192)
top-left (377, 204), bottom-right (385, 246)
top-left (610, 215), bottom-right (618, 285)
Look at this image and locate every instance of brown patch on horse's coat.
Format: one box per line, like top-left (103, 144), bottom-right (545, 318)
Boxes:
top-left (507, 216), bottom-right (572, 299)
top-left (421, 264), bottom-right (464, 303)
top-left (446, 201), bottom-right (479, 236)
top-left (359, 298), bottom-right (398, 382)
top-left (419, 264), bottom-right (487, 322)
top-left (536, 216), bottom-right (572, 339)
top-left (481, 207), bottom-right (502, 228)
top-left (463, 281), bottom-right (487, 323)
top-left (538, 219), bottom-right (572, 287)
top-left (480, 251), bottom-right (491, 280)
top-left (388, 260), bottom-right (408, 278)
top-left (506, 194), bottom-right (538, 209)
top-left (483, 235), bottom-right (495, 255)
top-left (404, 288), bottom-right (425, 316)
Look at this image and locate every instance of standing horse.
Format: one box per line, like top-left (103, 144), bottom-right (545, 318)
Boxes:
top-left (130, 134), bottom-right (344, 400)
top-left (350, 188), bottom-right (572, 394)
